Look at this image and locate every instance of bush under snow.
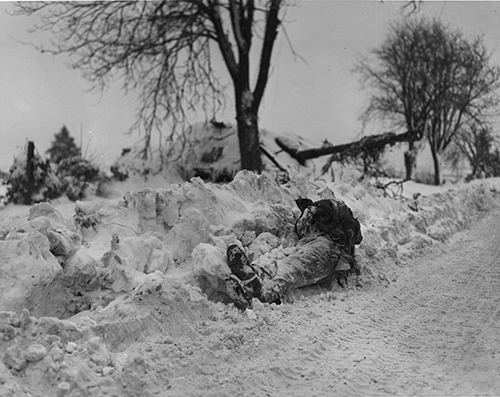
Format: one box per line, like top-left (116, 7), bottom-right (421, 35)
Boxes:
top-left (6, 152), bottom-right (61, 204)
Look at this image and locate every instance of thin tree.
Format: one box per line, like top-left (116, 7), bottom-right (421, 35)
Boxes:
top-left (453, 123), bottom-right (498, 178)
top-left (424, 28), bottom-right (500, 184)
top-left (355, 18), bottom-right (500, 184)
top-left (15, 1), bottom-right (284, 172)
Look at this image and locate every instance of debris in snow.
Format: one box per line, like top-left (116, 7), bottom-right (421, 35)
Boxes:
top-left (86, 336), bottom-right (112, 367)
top-left (191, 243), bottom-right (230, 300)
top-left (24, 343), bottom-right (48, 362)
top-left (3, 345), bottom-right (27, 371)
top-left (164, 207), bottom-right (211, 261)
top-left (245, 309), bottom-right (257, 320)
top-left (108, 234), bottom-right (174, 274)
top-left (1, 324), bottom-right (16, 341)
top-left (240, 230), bottom-right (257, 247)
top-left (65, 342), bottom-right (77, 354)
top-left (56, 381), bottom-right (71, 396)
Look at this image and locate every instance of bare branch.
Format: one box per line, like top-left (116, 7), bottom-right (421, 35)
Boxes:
top-left (252, 0), bottom-right (282, 110)
top-left (14, 1), bottom-right (230, 158)
top-left (206, 0), bottom-right (238, 80)
top-left (15, 0), bottom-right (287, 170)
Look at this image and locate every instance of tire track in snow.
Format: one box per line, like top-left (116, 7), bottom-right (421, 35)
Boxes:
top-left (167, 205), bottom-right (500, 397)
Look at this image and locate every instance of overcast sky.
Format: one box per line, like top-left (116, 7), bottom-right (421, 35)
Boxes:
top-left (1, 1), bottom-right (500, 170)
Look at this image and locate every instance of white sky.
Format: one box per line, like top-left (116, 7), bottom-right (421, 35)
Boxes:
top-left (1, 1), bottom-right (500, 170)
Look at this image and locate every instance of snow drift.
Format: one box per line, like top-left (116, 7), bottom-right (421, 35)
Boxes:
top-left (0, 172), bottom-right (499, 396)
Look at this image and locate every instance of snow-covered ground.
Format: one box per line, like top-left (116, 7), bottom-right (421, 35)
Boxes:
top-left (0, 171), bottom-right (499, 396)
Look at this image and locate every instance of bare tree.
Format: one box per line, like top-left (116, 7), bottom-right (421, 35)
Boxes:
top-left (424, 29), bottom-right (500, 184)
top-left (356, 18), bottom-right (500, 184)
top-left (356, 19), bottom-right (438, 180)
top-left (15, 1), bottom-right (284, 172)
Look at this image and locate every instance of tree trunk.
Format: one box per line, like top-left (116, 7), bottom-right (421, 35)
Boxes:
top-left (430, 146), bottom-right (441, 185)
top-left (25, 141), bottom-right (35, 205)
top-left (236, 89), bottom-right (262, 172)
top-left (141, 134), bottom-right (151, 160)
top-left (404, 141), bottom-right (417, 180)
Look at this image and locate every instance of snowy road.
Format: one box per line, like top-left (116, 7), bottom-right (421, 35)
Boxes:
top-left (167, 206), bottom-right (500, 396)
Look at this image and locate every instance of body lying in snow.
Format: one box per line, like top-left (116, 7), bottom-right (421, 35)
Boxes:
top-left (225, 197), bottom-right (363, 309)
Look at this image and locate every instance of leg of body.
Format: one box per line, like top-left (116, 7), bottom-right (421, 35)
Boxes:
top-left (259, 234), bottom-right (341, 303)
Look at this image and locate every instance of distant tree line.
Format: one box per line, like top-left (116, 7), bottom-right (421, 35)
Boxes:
top-left (14, 3), bottom-right (500, 184)
top-left (278, 17), bottom-right (500, 185)
top-left (356, 18), bottom-right (500, 185)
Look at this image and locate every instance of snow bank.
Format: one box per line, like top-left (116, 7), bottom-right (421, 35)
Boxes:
top-left (0, 173), bottom-right (499, 396)
top-left (0, 231), bottom-right (61, 312)
top-left (332, 179), bottom-right (500, 281)
top-left (2, 173), bottom-right (499, 311)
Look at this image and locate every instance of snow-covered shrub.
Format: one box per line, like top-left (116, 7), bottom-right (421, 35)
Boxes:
top-left (56, 156), bottom-right (100, 201)
top-left (109, 146), bottom-right (185, 185)
top-left (110, 164), bottom-right (129, 181)
top-left (6, 151), bottom-right (62, 204)
top-left (45, 126), bottom-right (103, 200)
top-left (109, 148), bottom-right (132, 180)
top-left (0, 172), bottom-right (8, 208)
top-left (490, 149), bottom-right (500, 176)
top-left (110, 147), bottom-right (155, 181)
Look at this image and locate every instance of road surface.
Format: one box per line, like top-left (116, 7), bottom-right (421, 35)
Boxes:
top-left (165, 206), bottom-right (500, 396)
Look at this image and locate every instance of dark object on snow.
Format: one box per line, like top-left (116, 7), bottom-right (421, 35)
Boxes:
top-left (26, 141), bottom-right (35, 205)
top-left (295, 198), bottom-right (362, 250)
top-left (294, 197), bottom-right (363, 286)
top-left (295, 198), bottom-right (314, 214)
top-left (225, 198), bottom-right (363, 307)
top-left (226, 277), bottom-right (253, 310)
top-left (121, 148), bottom-right (132, 156)
top-left (210, 119), bottom-right (229, 129)
top-left (201, 146), bottom-right (224, 163)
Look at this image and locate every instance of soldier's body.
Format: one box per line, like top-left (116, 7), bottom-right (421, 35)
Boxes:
top-left (225, 197), bottom-right (363, 308)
